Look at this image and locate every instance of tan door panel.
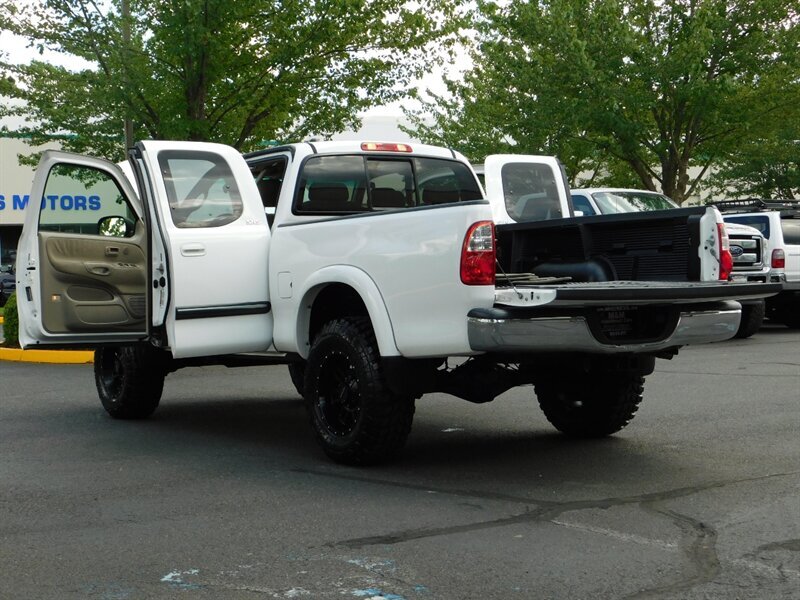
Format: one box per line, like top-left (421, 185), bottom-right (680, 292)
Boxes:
top-left (39, 228), bottom-right (147, 334)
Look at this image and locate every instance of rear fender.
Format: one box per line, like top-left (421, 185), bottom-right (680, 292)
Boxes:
top-left (294, 266), bottom-right (399, 359)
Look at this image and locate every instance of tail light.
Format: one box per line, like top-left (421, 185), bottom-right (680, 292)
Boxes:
top-left (772, 248), bottom-right (786, 269)
top-left (717, 223), bottom-right (733, 281)
top-left (461, 221), bottom-right (495, 285)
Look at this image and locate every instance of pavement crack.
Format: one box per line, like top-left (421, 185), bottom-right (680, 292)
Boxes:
top-left (292, 467), bottom-right (557, 506)
top-left (657, 369), bottom-right (800, 378)
top-left (317, 470), bottom-right (798, 551)
top-left (625, 503), bottom-right (720, 599)
top-left (329, 506), bottom-right (549, 549)
top-left (755, 539), bottom-right (800, 553)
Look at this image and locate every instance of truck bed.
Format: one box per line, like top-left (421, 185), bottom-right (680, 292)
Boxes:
top-left (496, 207), bottom-right (710, 282)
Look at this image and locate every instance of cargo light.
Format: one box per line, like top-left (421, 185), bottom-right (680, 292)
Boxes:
top-left (461, 221), bottom-right (495, 285)
top-left (718, 223), bottom-right (733, 281)
top-left (360, 142), bottom-right (412, 153)
top-left (772, 248), bottom-right (786, 269)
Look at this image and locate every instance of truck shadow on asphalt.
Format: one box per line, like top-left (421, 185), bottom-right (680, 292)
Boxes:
top-left (120, 393), bottom-right (683, 491)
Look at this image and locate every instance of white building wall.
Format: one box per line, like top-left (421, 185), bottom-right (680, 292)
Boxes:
top-left (1, 137), bottom-right (61, 227)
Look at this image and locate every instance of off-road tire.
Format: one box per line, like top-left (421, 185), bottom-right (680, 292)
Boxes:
top-left (287, 361), bottom-right (306, 397)
top-left (94, 345), bottom-right (165, 419)
top-left (734, 301), bottom-right (765, 339)
top-left (535, 372), bottom-right (644, 438)
top-left (305, 317), bottom-right (415, 465)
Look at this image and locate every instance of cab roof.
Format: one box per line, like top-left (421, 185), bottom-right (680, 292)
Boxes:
top-left (244, 140), bottom-right (464, 162)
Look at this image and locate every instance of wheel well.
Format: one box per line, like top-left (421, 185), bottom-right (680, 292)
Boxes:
top-left (307, 283), bottom-right (370, 344)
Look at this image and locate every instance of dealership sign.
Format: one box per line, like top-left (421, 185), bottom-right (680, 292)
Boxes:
top-left (0, 193), bottom-right (110, 227)
top-left (0, 194), bottom-right (103, 212)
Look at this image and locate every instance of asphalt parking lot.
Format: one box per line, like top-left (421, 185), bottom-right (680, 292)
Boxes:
top-left (1, 325), bottom-right (798, 599)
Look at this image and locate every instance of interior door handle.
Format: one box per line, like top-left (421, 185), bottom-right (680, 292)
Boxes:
top-left (181, 243), bottom-right (206, 257)
top-left (86, 264), bottom-right (111, 276)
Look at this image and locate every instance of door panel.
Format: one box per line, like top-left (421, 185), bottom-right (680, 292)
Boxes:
top-left (39, 228), bottom-right (147, 333)
top-left (17, 151), bottom-right (148, 348)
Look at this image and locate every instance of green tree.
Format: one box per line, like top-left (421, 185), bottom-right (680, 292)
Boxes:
top-left (2, 292), bottom-right (19, 347)
top-left (407, 0), bottom-right (800, 203)
top-left (708, 113), bottom-right (800, 200)
top-left (0, 0), bottom-right (462, 162)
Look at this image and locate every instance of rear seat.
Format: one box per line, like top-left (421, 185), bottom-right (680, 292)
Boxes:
top-left (303, 183), bottom-right (352, 212)
top-left (422, 187), bottom-right (461, 205)
top-left (371, 187), bottom-right (407, 208)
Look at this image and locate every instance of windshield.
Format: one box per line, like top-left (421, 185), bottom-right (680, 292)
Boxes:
top-left (592, 191), bottom-right (678, 214)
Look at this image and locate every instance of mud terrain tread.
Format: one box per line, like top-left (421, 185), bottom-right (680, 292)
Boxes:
top-left (535, 373), bottom-right (644, 438)
top-left (305, 317), bottom-right (415, 465)
top-left (94, 346), bottom-right (165, 419)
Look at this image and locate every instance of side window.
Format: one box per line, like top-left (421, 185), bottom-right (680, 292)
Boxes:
top-left (500, 163), bottom-right (563, 221)
top-left (158, 151), bottom-right (243, 228)
top-left (415, 158), bottom-right (482, 206)
top-left (39, 164), bottom-right (137, 237)
top-left (781, 219), bottom-right (800, 245)
top-left (252, 157), bottom-right (287, 226)
top-left (295, 155), bottom-right (366, 213)
top-left (571, 194), bottom-right (596, 216)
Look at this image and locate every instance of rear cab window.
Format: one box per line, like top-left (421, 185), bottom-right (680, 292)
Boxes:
top-left (294, 154), bottom-right (482, 215)
top-left (725, 215), bottom-right (771, 239)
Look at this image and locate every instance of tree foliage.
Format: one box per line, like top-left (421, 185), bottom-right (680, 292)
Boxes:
top-left (2, 292), bottom-right (19, 348)
top-left (708, 109), bottom-right (800, 199)
top-left (0, 0), bottom-right (462, 162)
top-left (406, 0), bottom-right (800, 203)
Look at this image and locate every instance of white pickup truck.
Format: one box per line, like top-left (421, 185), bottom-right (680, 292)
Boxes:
top-left (16, 142), bottom-right (778, 464)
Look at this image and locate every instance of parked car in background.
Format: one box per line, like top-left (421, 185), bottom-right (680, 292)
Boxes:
top-left (570, 188), bottom-right (678, 215)
top-left (721, 221), bottom-right (776, 337)
top-left (713, 199), bottom-right (800, 328)
top-left (0, 271), bottom-right (16, 307)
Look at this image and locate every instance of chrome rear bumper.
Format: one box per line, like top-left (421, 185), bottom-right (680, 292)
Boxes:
top-left (468, 304), bottom-right (741, 354)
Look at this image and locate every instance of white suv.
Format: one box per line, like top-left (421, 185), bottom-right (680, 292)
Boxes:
top-left (715, 200), bottom-right (800, 329)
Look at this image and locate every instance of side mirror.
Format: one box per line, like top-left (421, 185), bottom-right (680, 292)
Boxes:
top-left (573, 210), bottom-right (585, 217)
top-left (98, 216), bottom-right (133, 237)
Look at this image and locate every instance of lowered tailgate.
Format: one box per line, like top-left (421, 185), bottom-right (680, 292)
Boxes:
top-left (468, 281), bottom-right (781, 354)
